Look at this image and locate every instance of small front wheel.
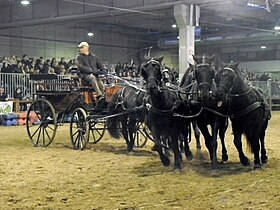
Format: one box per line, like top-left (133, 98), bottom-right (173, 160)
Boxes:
top-left (70, 108), bottom-right (89, 150)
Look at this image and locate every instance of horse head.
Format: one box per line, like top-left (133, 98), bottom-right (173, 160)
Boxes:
top-left (215, 62), bottom-right (240, 107)
top-left (193, 54), bottom-right (216, 102)
top-left (140, 55), bottom-right (164, 94)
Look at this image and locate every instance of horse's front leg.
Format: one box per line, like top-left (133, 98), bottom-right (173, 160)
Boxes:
top-left (211, 120), bottom-right (219, 170)
top-left (151, 127), bottom-right (170, 167)
top-left (170, 133), bottom-right (182, 171)
top-left (219, 117), bottom-right (228, 162)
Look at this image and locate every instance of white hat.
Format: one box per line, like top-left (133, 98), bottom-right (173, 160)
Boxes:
top-left (78, 42), bottom-right (89, 48)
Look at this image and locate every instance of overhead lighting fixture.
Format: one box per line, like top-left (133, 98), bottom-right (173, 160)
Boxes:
top-left (172, 23), bottom-right (177, 28)
top-left (87, 32), bottom-right (94, 37)
top-left (177, 36), bottom-right (180, 39)
top-left (274, 26), bottom-right (280, 30)
top-left (261, 45), bottom-right (267, 49)
top-left (21, 0), bottom-right (30, 5)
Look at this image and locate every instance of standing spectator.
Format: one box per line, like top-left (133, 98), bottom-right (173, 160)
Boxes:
top-left (42, 59), bottom-right (51, 74)
top-left (58, 57), bottom-right (67, 67)
top-left (0, 86), bottom-right (8, 101)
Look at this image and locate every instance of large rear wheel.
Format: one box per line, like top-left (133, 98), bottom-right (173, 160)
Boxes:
top-left (26, 99), bottom-right (57, 147)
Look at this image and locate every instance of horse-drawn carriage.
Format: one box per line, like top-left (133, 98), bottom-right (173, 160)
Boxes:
top-left (25, 73), bottom-right (149, 150)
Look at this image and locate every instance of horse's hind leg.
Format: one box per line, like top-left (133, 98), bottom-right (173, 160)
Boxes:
top-left (127, 117), bottom-right (137, 152)
top-left (260, 120), bottom-right (268, 164)
top-left (219, 117), bottom-right (228, 162)
top-left (121, 118), bottom-right (130, 152)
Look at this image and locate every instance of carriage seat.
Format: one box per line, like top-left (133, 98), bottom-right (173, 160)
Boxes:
top-left (80, 79), bottom-right (98, 105)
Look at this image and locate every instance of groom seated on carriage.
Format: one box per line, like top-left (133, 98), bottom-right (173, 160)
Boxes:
top-left (75, 41), bottom-right (107, 98)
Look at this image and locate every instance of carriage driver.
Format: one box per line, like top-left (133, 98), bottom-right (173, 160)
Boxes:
top-left (75, 41), bottom-right (106, 97)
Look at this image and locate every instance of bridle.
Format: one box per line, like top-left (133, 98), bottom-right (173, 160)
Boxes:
top-left (194, 63), bottom-right (215, 98)
top-left (219, 67), bottom-right (252, 98)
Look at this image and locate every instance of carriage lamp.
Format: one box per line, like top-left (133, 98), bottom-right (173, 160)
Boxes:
top-left (21, 0), bottom-right (30, 5)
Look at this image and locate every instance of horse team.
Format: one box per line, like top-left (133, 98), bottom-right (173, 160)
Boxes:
top-left (107, 55), bottom-right (271, 171)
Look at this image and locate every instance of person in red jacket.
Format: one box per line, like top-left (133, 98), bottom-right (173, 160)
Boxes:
top-left (75, 42), bottom-right (105, 97)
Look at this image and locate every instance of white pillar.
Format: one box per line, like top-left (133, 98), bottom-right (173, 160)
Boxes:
top-left (174, 4), bottom-right (199, 80)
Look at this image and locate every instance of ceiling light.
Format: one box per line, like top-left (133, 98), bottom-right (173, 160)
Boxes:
top-left (177, 36), bottom-right (180, 39)
top-left (87, 32), bottom-right (94, 37)
top-left (172, 24), bottom-right (177, 28)
top-left (274, 26), bottom-right (280, 30)
top-left (261, 46), bottom-right (267, 49)
top-left (21, 0), bottom-right (30, 5)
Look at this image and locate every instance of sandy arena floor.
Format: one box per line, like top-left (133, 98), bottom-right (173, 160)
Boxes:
top-left (0, 112), bottom-right (280, 210)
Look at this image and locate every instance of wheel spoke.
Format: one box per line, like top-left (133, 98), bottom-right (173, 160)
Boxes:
top-left (36, 126), bottom-right (42, 145)
top-left (31, 125), bottom-right (41, 138)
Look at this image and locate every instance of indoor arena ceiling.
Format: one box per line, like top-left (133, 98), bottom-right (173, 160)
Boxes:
top-left (0, 0), bottom-right (280, 44)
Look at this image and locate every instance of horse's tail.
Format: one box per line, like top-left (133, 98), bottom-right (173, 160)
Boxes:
top-left (244, 134), bottom-right (253, 153)
top-left (107, 90), bottom-right (122, 139)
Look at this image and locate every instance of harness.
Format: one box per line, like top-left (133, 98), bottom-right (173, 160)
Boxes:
top-left (218, 67), bottom-right (265, 119)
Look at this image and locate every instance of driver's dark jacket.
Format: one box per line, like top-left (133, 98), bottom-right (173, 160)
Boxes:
top-left (75, 53), bottom-right (104, 76)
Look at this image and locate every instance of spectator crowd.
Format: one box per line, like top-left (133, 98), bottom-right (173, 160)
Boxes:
top-left (0, 54), bottom-right (76, 75)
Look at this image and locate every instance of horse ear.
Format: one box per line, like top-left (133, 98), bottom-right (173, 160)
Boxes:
top-left (209, 54), bottom-right (216, 62)
top-left (231, 62), bottom-right (240, 69)
top-left (188, 62), bottom-right (193, 69)
top-left (155, 55), bottom-right (164, 63)
top-left (144, 54), bottom-right (150, 61)
top-left (192, 55), bottom-right (198, 62)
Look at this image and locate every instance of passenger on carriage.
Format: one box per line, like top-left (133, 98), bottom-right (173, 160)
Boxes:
top-left (75, 41), bottom-right (106, 98)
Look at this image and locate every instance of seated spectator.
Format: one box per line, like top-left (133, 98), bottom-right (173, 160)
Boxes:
top-left (1, 62), bottom-right (12, 73)
top-left (0, 87), bottom-right (8, 101)
top-left (14, 87), bottom-right (27, 111)
top-left (35, 58), bottom-right (44, 73)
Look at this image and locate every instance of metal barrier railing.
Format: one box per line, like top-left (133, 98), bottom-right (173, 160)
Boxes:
top-left (0, 73), bottom-right (74, 99)
top-left (1, 73), bottom-right (279, 110)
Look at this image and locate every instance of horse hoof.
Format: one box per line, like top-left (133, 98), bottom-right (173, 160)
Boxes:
top-left (254, 164), bottom-right (262, 170)
top-left (161, 157), bottom-right (171, 167)
top-left (261, 156), bottom-right (268, 164)
top-left (173, 167), bottom-right (182, 173)
top-left (240, 157), bottom-right (250, 166)
top-left (211, 164), bottom-right (218, 170)
top-left (222, 154), bottom-right (228, 162)
top-left (186, 152), bottom-right (193, 161)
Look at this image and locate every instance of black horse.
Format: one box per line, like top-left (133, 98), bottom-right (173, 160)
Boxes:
top-left (215, 62), bottom-right (270, 169)
top-left (107, 86), bottom-right (146, 152)
top-left (188, 55), bottom-right (229, 169)
top-left (179, 65), bottom-right (202, 159)
top-left (140, 56), bottom-right (195, 170)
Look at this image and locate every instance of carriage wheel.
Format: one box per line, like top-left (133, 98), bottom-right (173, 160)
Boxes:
top-left (142, 123), bottom-right (154, 142)
top-left (133, 122), bottom-right (149, 148)
top-left (26, 99), bottom-right (57, 147)
top-left (70, 108), bottom-right (89, 150)
top-left (88, 119), bottom-right (106, 144)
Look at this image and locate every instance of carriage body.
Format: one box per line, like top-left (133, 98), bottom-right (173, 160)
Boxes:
top-left (25, 73), bottom-right (147, 150)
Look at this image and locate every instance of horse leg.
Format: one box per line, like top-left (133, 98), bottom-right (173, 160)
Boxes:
top-left (197, 123), bottom-right (213, 161)
top-left (121, 118), bottom-right (130, 152)
top-left (151, 128), bottom-right (170, 167)
top-left (219, 117), bottom-right (228, 162)
top-left (210, 121), bottom-right (219, 170)
top-left (183, 124), bottom-right (193, 161)
top-left (246, 131), bottom-right (262, 169)
top-left (170, 133), bottom-right (182, 171)
top-left (233, 131), bottom-right (250, 166)
top-left (193, 121), bottom-right (204, 160)
top-left (127, 117), bottom-right (137, 152)
top-left (260, 120), bottom-right (268, 164)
